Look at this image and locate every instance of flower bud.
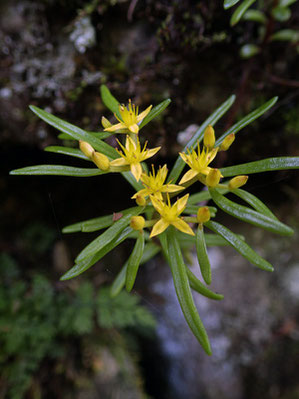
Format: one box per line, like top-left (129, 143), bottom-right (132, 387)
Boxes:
top-left (228, 175), bottom-right (248, 190)
top-left (219, 133), bottom-right (235, 151)
top-left (197, 207), bottom-right (211, 223)
top-left (130, 216), bottom-right (145, 231)
top-left (204, 125), bottom-right (215, 148)
top-left (79, 140), bottom-right (94, 159)
top-left (92, 152), bottom-right (110, 171)
top-left (135, 194), bottom-right (146, 207)
top-left (101, 116), bottom-right (112, 129)
top-left (206, 168), bottom-right (221, 187)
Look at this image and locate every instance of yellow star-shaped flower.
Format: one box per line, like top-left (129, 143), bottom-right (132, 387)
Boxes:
top-left (150, 194), bottom-right (194, 237)
top-left (179, 142), bottom-right (219, 185)
top-left (110, 135), bottom-right (160, 182)
top-left (132, 164), bottom-right (184, 201)
top-left (104, 99), bottom-right (152, 134)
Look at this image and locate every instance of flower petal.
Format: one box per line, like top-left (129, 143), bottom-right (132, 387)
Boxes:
top-left (131, 188), bottom-right (148, 199)
top-left (131, 163), bottom-right (143, 181)
top-left (150, 195), bottom-right (164, 213)
top-left (129, 124), bottom-right (139, 134)
top-left (104, 122), bottom-right (126, 132)
top-left (176, 194), bottom-right (189, 214)
top-left (145, 146), bottom-right (161, 159)
top-left (137, 105), bottom-right (152, 122)
top-left (161, 184), bottom-right (184, 193)
top-left (110, 157), bottom-right (128, 166)
top-left (172, 218), bottom-right (195, 236)
top-left (179, 169), bottom-right (198, 185)
top-left (150, 218), bottom-right (169, 238)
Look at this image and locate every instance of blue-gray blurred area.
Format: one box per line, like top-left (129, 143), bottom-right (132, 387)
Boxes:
top-left (1, 0), bottom-right (299, 398)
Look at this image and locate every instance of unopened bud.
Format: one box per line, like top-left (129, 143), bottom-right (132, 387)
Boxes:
top-left (101, 116), bottom-right (112, 129)
top-left (204, 125), bottom-right (215, 148)
top-left (92, 152), bottom-right (110, 171)
top-left (206, 168), bottom-right (221, 187)
top-left (219, 133), bottom-right (235, 151)
top-left (79, 140), bottom-right (94, 159)
top-left (130, 216), bottom-right (145, 231)
top-left (197, 207), bottom-right (211, 223)
top-left (228, 175), bottom-right (248, 190)
top-left (135, 194), bottom-right (146, 207)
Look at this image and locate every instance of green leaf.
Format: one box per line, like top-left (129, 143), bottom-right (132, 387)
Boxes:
top-left (29, 105), bottom-right (118, 159)
top-left (205, 220), bottom-right (274, 271)
top-left (278, 0), bottom-right (297, 7)
top-left (167, 227), bottom-right (211, 354)
top-left (242, 9), bottom-right (267, 23)
top-left (188, 188), bottom-right (229, 205)
top-left (168, 95), bottom-right (235, 184)
top-left (58, 131), bottom-right (112, 140)
top-left (110, 242), bottom-right (160, 297)
top-left (178, 231), bottom-right (245, 248)
top-left (221, 156), bottom-right (299, 176)
top-left (139, 99), bottom-right (171, 129)
top-left (186, 268), bottom-right (224, 300)
top-left (60, 227), bottom-right (135, 280)
top-left (196, 226), bottom-right (212, 285)
top-left (240, 44), bottom-right (260, 59)
top-left (75, 207), bottom-right (143, 262)
top-left (209, 188), bottom-right (293, 236)
top-left (224, 0), bottom-right (241, 9)
top-left (271, 29), bottom-right (299, 42)
top-left (231, 188), bottom-right (278, 220)
top-left (9, 165), bottom-right (105, 177)
top-left (125, 232), bottom-right (145, 292)
top-left (121, 170), bottom-right (144, 191)
top-left (272, 6), bottom-right (291, 21)
top-left (100, 84), bottom-right (121, 119)
top-left (215, 97), bottom-right (278, 146)
top-left (230, 0), bottom-right (257, 26)
top-left (184, 205), bottom-right (217, 217)
top-left (44, 146), bottom-right (90, 161)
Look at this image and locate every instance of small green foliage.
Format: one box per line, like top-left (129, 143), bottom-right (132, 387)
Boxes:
top-left (10, 85), bottom-right (299, 355)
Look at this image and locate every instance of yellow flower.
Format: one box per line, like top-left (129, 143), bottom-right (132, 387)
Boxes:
top-left (179, 142), bottom-right (219, 185)
top-left (132, 164), bottom-right (184, 201)
top-left (150, 194), bottom-right (194, 237)
top-left (110, 135), bottom-right (160, 181)
top-left (104, 99), bottom-right (152, 134)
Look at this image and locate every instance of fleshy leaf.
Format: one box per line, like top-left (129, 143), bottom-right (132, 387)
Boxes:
top-left (242, 9), bottom-right (267, 23)
top-left (58, 131), bottom-right (112, 140)
top-left (240, 44), bottom-right (260, 59)
top-left (186, 268), bottom-right (224, 300)
top-left (215, 97), bottom-right (278, 146)
top-left (139, 99), bottom-right (171, 129)
top-left (10, 165), bottom-right (105, 177)
top-left (168, 95), bottom-right (235, 184)
top-left (230, 0), bottom-right (257, 26)
top-left (209, 188), bottom-right (293, 236)
top-left (125, 232), bottom-right (145, 292)
top-left (205, 220), bottom-right (274, 271)
top-left (196, 226), bottom-right (212, 285)
top-left (100, 84), bottom-right (121, 119)
top-left (44, 146), bottom-right (90, 161)
top-left (224, 0), bottom-right (241, 9)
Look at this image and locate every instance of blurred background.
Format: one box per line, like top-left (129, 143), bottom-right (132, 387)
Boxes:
top-left (1, 1), bottom-right (299, 398)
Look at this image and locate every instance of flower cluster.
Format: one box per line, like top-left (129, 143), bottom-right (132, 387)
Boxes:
top-left (79, 100), bottom-right (248, 241)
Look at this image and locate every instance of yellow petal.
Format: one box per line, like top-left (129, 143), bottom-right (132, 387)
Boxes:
top-left (145, 146), bottom-right (161, 159)
top-left (176, 194), bottom-right (189, 214)
top-left (131, 163), bottom-right (143, 181)
top-left (150, 195), bottom-right (164, 213)
top-left (110, 157), bottom-right (128, 166)
top-left (131, 188), bottom-right (148, 199)
top-left (161, 184), bottom-right (184, 193)
top-left (137, 105), bottom-right (152, 122)
top-left (150, 218), bottom-right (169, 238)
top-left (179, 169), bottom-right (198, 185)
top-left (179, 152), bottom-right (188, 163)
top-left (129, 124), bottom-right (139, 134)
top-left (172, 218), bottom-right (195, 236)
top-left (104, 122), bottom-right (126, 132)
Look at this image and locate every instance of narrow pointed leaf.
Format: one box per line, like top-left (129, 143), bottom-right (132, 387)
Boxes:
top-left (110, 242), bottom-right (160, 297)
top-left (44, 146), bottom-right (90, 161)
top-left (231, 188), bottom-right (278, 220)
top-left (205, 220), bottom-right (274, 271)
top-left (196, 226), bottom-right (212, 285)
top-left (188, 188), bottom-right (229, 205)
top-left (230, 0), bottom-right (257, 26)
top-left (215, 97), bottom-right (278, 146)
top-left (29, 105), bottom-right (118, 159)
top-left (60, 227), bottom-right (135, 280)
top-left (209, 188), bottom-right (293, 236)
top-left (100, 84), bottom-right (121, 119)
top-left (186, 268), bottom-right (224, 300)
top-left (168, 95), bottom-right (235, 184)
top-left (178, 231), bottom-right (245, 248)
top-left (58, 131), bottom-right (112, 140)
top-left (221, 157), bottom-right (299, 176)
top-left (75, 207), bottom-right (143, 262)
top-left (167, 227), bottom-right (211, 355)
top-left (242, 9), bottom-right (267, 23)
top-left (125, 231), bottom-right (145, 292)
top-left (10, 165), bottom-right (105, 177)
top-left (139, 99), bottom-right (171, 128)
top-left (224, 0), bottom-right (240, 9)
